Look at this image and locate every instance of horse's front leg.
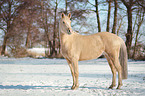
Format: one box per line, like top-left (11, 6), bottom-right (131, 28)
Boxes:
top-left (71, 58), bottom-right (79, 90)
top-left (66, 58), bottom-right (76, 89)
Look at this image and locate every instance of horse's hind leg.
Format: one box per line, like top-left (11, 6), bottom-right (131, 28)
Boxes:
top-left (104, 54), bottom-right (116, 89)
top-left (112, 55), bottom-right (123, 89)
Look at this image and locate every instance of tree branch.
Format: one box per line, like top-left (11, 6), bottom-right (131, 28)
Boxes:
top-left (87, 1), bottom-right (96, 7)
top-left (0, 27), bottom-right (7, 34)
top-left (121, 0), bottom-right (128, 7)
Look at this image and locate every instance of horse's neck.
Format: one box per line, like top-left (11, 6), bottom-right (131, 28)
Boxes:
top-left (59, 31), bottom-right (69, 43)
top-left (60, 30), bottom-right (77, 45)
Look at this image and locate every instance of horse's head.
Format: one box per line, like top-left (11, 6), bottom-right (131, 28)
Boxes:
top-left (59, 13), bottom-right (72, 35)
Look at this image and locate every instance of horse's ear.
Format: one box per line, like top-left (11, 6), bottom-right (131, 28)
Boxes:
top-left (61, 13), bottom-right (65, 18)
top-left (68, 13), bottom-right (71, 18)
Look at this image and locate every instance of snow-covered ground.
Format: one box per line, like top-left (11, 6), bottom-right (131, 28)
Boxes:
top-left (0, 57), bottom-right (145, 96)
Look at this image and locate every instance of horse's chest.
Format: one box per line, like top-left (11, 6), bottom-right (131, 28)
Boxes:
top-left (61, 43), bottom-right (71, 57)
top-left (61, 41), bottom-right (78, 59)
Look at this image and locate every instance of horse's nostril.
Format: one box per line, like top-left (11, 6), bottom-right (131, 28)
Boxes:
top-left (68, 28), bottom-right (71, 33)
top-left (67, 29), bottom-right (71, 35)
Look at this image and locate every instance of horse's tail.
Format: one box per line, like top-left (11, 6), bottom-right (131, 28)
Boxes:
top-left (119, 41), bottom-right (128, 79)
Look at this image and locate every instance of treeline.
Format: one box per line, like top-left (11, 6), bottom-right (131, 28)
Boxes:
top-left (0, 0), bottom-right (145, 60)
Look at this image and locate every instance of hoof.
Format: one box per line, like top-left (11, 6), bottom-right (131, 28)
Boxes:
top-left (108, 84), bottom-right (116, 89)
top-left (108, 86), bottom-right (113, 89)
top-left (71, 85), bottom-right (75, 90)
top-left (117, 86), bottom-right (121, 89)
top-left (117, 84), bottom-right (123, 89)
top-left (116, 87), bottom-right (121, 89)
top-left (71, 84), bottom-right (79, 90)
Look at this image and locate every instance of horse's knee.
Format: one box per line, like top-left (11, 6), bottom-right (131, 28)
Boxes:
top-left (112, 59), bottom-right (121, 72)
top-left (74, 72), bottom-right (79, 77)
top-left (111, 66), bottom-right (117, 74)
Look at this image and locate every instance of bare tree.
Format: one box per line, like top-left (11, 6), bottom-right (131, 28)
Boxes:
top-left (136, 0), bottom-right (145, 12)
top-left (95, 0), bottom-right (101, 32)
top-left (112, 0), bottom-right (118, 34)
top-left (52, 0), bottom-right (58, 57)
top-left (132, 9), bottom-right (145, 58)
top-left (25, 9), bottom-right (40, 48)
top-left (0, 0), bottom-right (29, 55)
top-left (65, 0), bottom-right (68, 14)
top-left (0, 0), bottom-right (42, 57)
top-left (25, 24), bottom-right (32, 48)
top-left (40, 0), bottom-right (53, 57)
top-left (106, 0), bottom-right (112, 32)
top-left (121, 0), bottom-right (135, 58)
top-left (116, 15), bottom-right (125, 36)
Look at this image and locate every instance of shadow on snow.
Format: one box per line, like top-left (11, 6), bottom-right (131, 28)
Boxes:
top-left (0, 85), bottom-right (106, 90)
top-left (0, 85), bottom-right (68, 90)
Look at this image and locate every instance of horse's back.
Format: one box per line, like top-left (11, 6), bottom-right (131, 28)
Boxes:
top-left (96, 32), bottom-right (123, 40)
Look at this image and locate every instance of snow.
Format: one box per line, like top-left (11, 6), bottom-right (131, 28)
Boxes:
top-left (27, 48), bottom-right (49, 54)
top-left (27, 48), bottom-right (49, 58)
top-left (0, 57), bottom-right (145, 96)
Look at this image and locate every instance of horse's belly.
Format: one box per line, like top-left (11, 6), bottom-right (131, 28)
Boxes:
top-left (79, 49), bottom-right (103, 61)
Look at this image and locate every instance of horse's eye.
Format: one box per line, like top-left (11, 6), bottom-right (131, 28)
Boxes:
top-left (63, 21), bottom-right (65, 24)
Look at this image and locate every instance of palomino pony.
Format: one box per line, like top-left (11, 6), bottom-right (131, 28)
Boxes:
top-left (59, 13), bottom-right (128, 90)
